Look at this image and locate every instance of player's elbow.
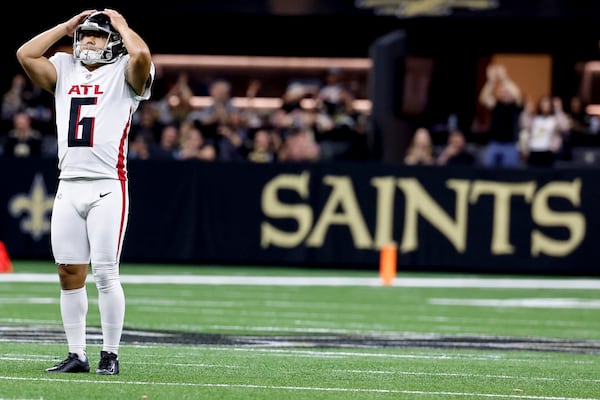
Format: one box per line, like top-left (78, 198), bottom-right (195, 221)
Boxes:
top-left (16, 46), bottom-right (29, 66)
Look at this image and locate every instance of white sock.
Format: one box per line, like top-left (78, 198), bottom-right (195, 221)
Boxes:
top-left (60, 287), bottom-right (88, 361)
top-left (97, 280), bottom-right (125, 355)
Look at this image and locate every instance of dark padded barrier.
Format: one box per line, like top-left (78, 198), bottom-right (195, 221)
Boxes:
top-left (1, 158), bottom-right (598, 275)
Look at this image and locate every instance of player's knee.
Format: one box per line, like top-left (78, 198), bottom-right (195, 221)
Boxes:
top-left (57, 264), bottom-right (88, 290)
top-left (92, 262), bottom-right (121, 293)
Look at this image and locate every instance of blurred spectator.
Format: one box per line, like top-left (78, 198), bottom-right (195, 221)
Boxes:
top-left (1, 73), bottom-right (53, 135)
top-left (478, 64), bottom-right (523, 168)
top-left (128, 134), bottom-right (151, 160)
top-left (1, 74), bottom-right (55, 157)
top-left (281, 82), bottom-right (312, 114)
top-left (315, 84), bottom-right (367, 161)
top-left (175, 126), bottom-right (216, 161)
top-left (247, 128), bottom-right (279, 163)
top-left (186, 78), bottom-right (239, 142)
top-left (2, 111), bottom-right (42, 158)
top-left (270, 83), bottom-right (315, 147)
top-left (241, 79), bottom-right (266, 129)
top-left (130, 102), bottom-right (165, 144)
top-left (404, 127), bottom-right (435, 166)
top-left (1, 74), bottom-right (28, 130)
top-left (436, 129), bottom-right (477, 166)
top-left (149, 124), bottom-right (180, 160)
top-left (216, 112), bottom-right (248, 162)
top-left (317, 67), bottom-right (345, 114)
top-left (154, 72), bottom-right (194, 127)
top-left (519, 95), bottom-right (570, 167)
top-left (23, 83), bottom-right (54, 134)
top-left (566, 96), bottom-right (591, 136)
top-left (277, 126), bottom-right (320, 162)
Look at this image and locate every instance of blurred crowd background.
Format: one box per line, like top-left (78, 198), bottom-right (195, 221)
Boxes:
top-left (3, 0), bottom-right (600, 168)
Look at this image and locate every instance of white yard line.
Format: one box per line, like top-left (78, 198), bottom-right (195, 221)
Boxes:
top-left (1, 273), bottom-right (600, 289)
top-left (0, 376), bottom-right (597, 399)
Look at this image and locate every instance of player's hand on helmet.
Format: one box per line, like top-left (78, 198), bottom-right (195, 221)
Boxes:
top-left (65, 10), bottom-right (97, 37)
top-left (102, 9), bottom-right (128, 34)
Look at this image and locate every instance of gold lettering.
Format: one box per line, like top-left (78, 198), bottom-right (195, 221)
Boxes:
top-left (306, 175), bottom-right (372, 248)
top-left (398, 178), bottom-right (470, 253)
top-left (470, 181), bottom-right (536, 254)
top-left (260, 171), bottom-right (312, 248)
top-left (371, 176), bottom-right (397, 248)
top-left (260, 172), bottom-right (587, 261)
top-left (531, 178), bottom-right (585, 256)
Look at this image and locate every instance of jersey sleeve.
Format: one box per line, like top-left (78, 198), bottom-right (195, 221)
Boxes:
top-left (136, 62), bottom-right (155, 102)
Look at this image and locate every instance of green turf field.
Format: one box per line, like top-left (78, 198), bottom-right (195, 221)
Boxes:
top-left (1, 260), bottom-right (599, 399)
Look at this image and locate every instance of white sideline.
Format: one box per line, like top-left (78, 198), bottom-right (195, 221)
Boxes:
top-left (1, 272), bottom-right (600, 288)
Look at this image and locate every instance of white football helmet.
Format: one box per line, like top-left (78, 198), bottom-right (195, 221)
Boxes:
top-left (73, 11), bottom-right (126, 65)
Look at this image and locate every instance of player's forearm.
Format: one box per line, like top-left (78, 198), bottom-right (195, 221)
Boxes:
top-left (121, 28), bottom-right (153, 94)
top-left (121, 28), bottom-right (151, 63)
top-left (16, 23), bottom-right (68, 62)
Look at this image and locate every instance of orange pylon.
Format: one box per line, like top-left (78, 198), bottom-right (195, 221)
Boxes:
top-left (379, 244), bottom-right (397, 286)
top-left (0, 241), bottom-right (13, 273)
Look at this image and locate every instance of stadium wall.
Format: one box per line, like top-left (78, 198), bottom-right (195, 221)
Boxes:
top-left (1, 158), bottom-right (598, 275)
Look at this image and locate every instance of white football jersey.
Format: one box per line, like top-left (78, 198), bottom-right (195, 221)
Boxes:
top-left (50, 52), bottom-right (154, 180)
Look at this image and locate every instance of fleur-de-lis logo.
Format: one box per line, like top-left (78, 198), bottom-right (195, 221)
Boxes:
top-left (9, 173), bottom-right (54, 241)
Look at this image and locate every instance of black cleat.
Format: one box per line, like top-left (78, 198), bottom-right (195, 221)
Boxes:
top-left (46, 353), bottom-right (90, 373)
top-left (96, 351), bottom-right (119, 375)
